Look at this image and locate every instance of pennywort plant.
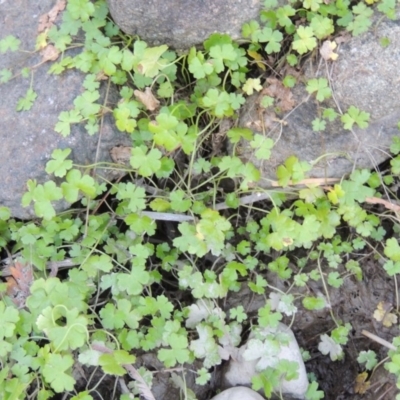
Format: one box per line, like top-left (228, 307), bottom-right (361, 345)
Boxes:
top-left (1, 0), bottom-right (400, 399)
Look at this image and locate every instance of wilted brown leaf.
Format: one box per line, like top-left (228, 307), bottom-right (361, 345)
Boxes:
top-left (40, 44), bottom-right (60, 62)
top-left (261, 77), bottom-right (295, 112)
top-left (37, 0), bottom-right (66, 33)
top-left (134, 87), bottom-right (160, 111)
top-left (6, 261), bottom-right (33, 308)
top-left (110, 146), bottom-right (132, 165)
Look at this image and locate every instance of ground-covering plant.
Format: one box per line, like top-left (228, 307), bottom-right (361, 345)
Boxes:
top-left (1, 0), bottom-right (400, 399)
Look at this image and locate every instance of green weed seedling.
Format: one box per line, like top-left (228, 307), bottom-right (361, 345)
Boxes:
top-left (0, 0), bottom-right (400, 398)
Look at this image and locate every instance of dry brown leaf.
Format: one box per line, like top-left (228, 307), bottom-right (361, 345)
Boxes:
top-left (261, 77), bottom-right (295, 112)
top-left (40, 44), bottom-right (60, 62)
top-left (373, 301), bottom-right (398, 327)
top-left (354, 372), bottom-right (371, 394)
top-left (334, 31), bottom-right (351, 44)
top-left (37, 0), bottom-right (66, 33)
top-left (134, 87), bottom-right (160, 111)
top-left (110, 146), bottom-right (132, 165)
top-left (320, 40), bottom-right (338, 61)
top-left (6, 261), bottom-right (33, 308)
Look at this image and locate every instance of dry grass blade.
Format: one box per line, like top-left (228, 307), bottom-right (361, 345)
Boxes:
top-left (123, 364), bottom-right (156, 400)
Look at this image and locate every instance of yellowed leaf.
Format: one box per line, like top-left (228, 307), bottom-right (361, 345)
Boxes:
top-left (134, 87), bottom-right (160, 111)
top-left (247, 50), bottom-right (266, 71)
top-left (320, 40), bottom-right (338, 61)
top-left (373, 301), bottom-right (398, 327)
top-left (354, 372), bottom-right (371, 394)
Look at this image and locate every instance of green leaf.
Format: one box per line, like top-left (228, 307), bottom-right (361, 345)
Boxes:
top-left (312, 118), bottom-right (326, 132)
top-left (21, 180), bottom-right (63, 220)
top-left (276, 5), bottom-right (296, 28)
top-left (130, 146), bottom-right (162, 177)
top-left (17, 88), bottom-right (37, 111)
top-left (201, 88), bottom-right (234, 117)
top-left (36, 306), bottom-right (88, 351)
top-left (99, 350), bottom-right (136, 376)
top-left (81, 254), bottom-right (113, 277)
top-left (158, 333), bottom-right (190, 367)
top-left (170, 190), bottom-right (192, 212)
top-left (196, 367), bottom-right (211, 385)
top-left (293, 26), bottom-right (317, 54)
top-left (258, 304), bottom-right (282, 327)
top-left (55, 110), bottom-right (83, 137)
top-left (117, 265), bottom-right (150, 296)
top-left (209, 43), bottom-right (237, 72)
top-left (227, 128), bottom-right (253, 144)
top-left (0, 35), bottom-right (21, 52)
top-left (61, 169), bottom-right (96, 202)
top-left (286, 54), bottom-right (298, 66)
top-left (255, 27), bottom-right (283, 53)
top-left (304, 0), bottom-right (323, 11)
top-left (385, 354), bottom-right (400, 375)
top-left (248, 275), bottom-right (268, 294)
top-left (390, 136), bottom-right (400, 155)
top-left (99, 46), bottom-right (123, 75)
top-left (283, 75), bottom-right (296, 88)
top-left (384, 238), bottom-right (400, 262)
top-left (341, 106), bottom-right (370, 129)
top-left (42, 352), bottom-right (76, 392)
top-left (310, 15), bottom-right (334, 39)
top-left (323, 108), bottom-right (338, 122)
top-left (0, 302), bottom-right (19, 338)
top-left (188, 49), bottom-right (214, 79)
top-left (230, 306), bottom-right (248, 323)
top-left (137, 45), bottom-right (168, 77)
top-left (173, 222), bottom-right (208, 258)
top-left (303, 296), bottom-right (326, 310)
top-left (45, 149), bottom-right (73, 177)
top-left (66, 0), bottom-right (95, 22)
top-left (306, 78), bottom-right (332, 101)
top-left (196, 209), bottom-right (232, 256)
top-left (0, 68), bottom-right (12, 83)
top-left (305, 381), bottom-right (324, 400)
top-left (250, 134), bottom-right (274, 160)
top-left (115, 182), bottom-right (146, 213)
top-left (328, 272), bottom-right (343, 288)
top-left (357, 350), bottom-right (377, 370)
top-left (148, 112), bottom-right (191, 152)
top-left (340, 169), bottom-right (374, 205)
top-left (73, 90), bottom-right (101, 118)
top-left (347, 3), bottom-right (373, 36)
top-left (125, 213), bottom-right (156, 236)
top-left (100, 300), bottom-right (140, 330)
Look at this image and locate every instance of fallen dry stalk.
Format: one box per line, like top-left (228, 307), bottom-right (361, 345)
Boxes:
top-left (362, 330), bottom-right (396, 351)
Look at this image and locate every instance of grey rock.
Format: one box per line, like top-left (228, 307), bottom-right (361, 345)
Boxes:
top-left (238, 11), bottom-right (400, 182)
top-left (223, 323), bottom-right (309, 399)
top-left (107, 0), bottom-right (261, 49)
top-left (0, 0), bottom-right (131, 219)
top-left (210, 386), bottom-right (265, 400)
